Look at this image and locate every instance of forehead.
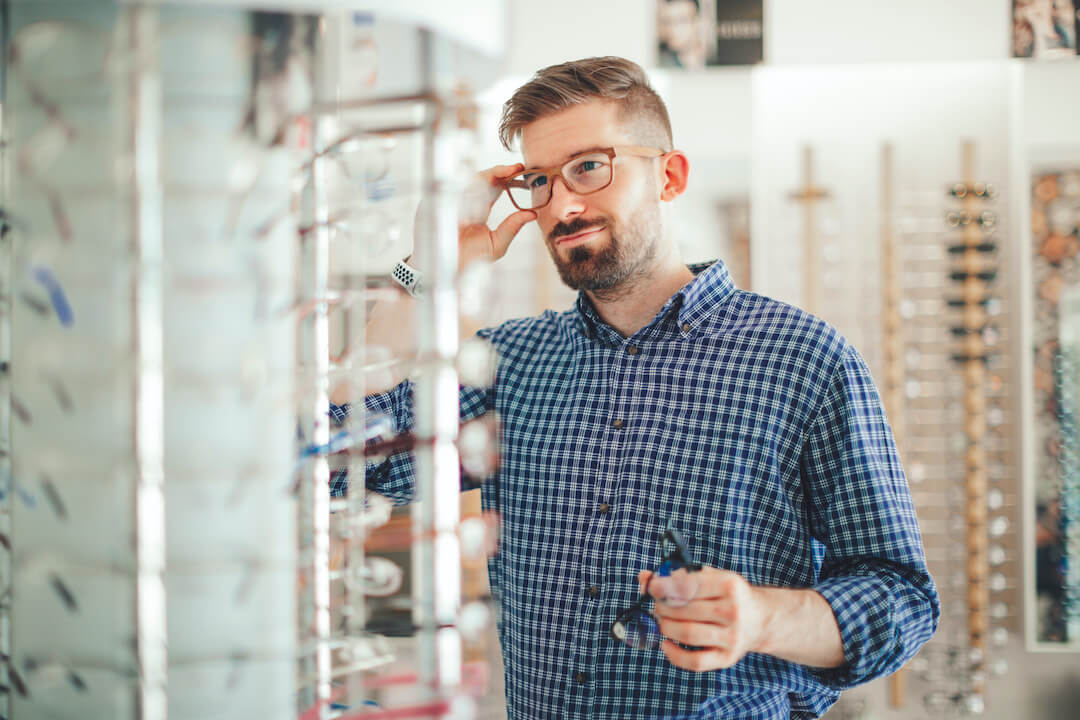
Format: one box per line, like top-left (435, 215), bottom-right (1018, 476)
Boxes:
top-left (660, 1), bottom-right (697, 20)
top-left (519, 101), bottom-right (635, 169)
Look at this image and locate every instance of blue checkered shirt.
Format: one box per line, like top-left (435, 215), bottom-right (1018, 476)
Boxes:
top-left (337, 260), bottom-right (939, 719)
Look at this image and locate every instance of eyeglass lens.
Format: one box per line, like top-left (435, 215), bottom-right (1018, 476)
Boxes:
top-left (612, 605), bottom-right (663, 650)
top-left (505, 152), bottom-right (613, 210)
top-left (610, 558), bottom-right (700, 650)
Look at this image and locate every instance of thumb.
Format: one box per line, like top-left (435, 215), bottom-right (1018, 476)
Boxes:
top-left (637, 570), bottom-right (653, 594)
top-left (490, 210), bottom-right (537, 259)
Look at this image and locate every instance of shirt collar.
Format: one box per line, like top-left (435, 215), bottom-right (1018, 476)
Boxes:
top-left (573, 259), bottom-right (737, 341)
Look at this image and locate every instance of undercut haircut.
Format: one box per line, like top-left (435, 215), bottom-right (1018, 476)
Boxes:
top-left (498, 56), bottom-right (674, 152)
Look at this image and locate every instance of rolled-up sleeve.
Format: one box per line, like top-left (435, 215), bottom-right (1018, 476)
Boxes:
top-left (802, 345), bottom-right (940, 688)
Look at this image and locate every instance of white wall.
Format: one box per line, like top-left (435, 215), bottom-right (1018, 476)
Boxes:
top-left (766, 0), bottom-right (1012, 64)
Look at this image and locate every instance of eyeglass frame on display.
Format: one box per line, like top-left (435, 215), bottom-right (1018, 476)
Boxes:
top-left (502, 145), bottom-right (667, 211)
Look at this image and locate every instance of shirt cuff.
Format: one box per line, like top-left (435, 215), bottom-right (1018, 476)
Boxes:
top-left (809, 573), bottom-right (906, 689)
top-left (364, 379), bottom-right (413, 433)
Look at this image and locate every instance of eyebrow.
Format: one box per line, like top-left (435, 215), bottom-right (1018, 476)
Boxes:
top-left (522, 146), bottom-right (609, 173)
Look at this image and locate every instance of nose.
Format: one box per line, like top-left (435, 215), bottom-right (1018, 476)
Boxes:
top-left (546, 175), bottom-right (585, 223)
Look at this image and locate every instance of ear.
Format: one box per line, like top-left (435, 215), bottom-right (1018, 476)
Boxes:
top-left (658, 150), bottom-right (689, 202)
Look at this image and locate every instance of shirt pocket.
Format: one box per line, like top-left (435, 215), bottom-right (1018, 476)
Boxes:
top-left (647, 412), bottom-right (789, 582)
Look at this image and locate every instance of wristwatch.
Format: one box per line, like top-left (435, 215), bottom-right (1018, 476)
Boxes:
top-left (391, 258), bottom-right (424, 297)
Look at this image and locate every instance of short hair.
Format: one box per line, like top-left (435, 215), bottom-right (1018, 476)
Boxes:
top-left (498, 56), bottom-right (673, 152)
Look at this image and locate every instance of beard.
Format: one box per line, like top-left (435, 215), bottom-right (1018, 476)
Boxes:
top-left (545, 202), bottom-right (661, 296)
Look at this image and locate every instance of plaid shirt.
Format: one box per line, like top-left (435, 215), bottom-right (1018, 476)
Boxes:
top-left (340, 260), bottom-right (939, 720)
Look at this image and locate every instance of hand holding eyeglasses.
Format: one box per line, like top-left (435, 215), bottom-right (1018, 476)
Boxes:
top-left (611, 526), bottom-right (805, 672)
top-left (638, 564), bottom-right (771, 672)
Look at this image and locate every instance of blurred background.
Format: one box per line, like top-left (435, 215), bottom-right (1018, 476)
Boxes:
top-left (2, 0), bottom-right (1080, 719)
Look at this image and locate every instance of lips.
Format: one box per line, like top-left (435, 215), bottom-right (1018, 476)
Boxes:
top-left (556, 227), bottom-right (604, 246)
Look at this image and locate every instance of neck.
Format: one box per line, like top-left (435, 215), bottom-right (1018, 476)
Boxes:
top-left (585, 253), bottom-right (695, 337)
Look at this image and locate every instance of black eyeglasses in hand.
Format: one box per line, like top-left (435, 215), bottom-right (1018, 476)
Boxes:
top-left (610, 526), bottom-right (702, 650)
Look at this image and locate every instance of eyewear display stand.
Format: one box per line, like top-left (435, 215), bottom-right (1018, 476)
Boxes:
top-left (871, 141), bottom-right (1017, 716)
top-left (787, 145), bottom-right (830, 318)
top-left (1, 2), bottom-right (504, 719)
top-left (782, 145), bottom-right (877, 374)
top-left (898, 142), bottom-right (1015, 716)
top-left (880, 144), bottom-right (909, 710)
top-left (4, 3), bottom-right (302, 718)
top-left (949, 141), bottom-right (996, 713)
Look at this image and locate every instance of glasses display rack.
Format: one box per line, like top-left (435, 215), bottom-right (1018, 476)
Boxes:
top-left (4, 2), bottom-right (305, 718)
top-left (879, 143), bottom-right (911, 710)
top-left (781, 145), bottom-right (879, 377)
top-left (0, 2), bottom-right (12, 716)
top-left (301, 5), bottom-right (504, 717)
top-left (895, 142), bottom-right (1016, 717)
top-left (3, 1), bottom-right (505, 718)
top-left (948, 141), bottom-right (998, 713)
top-left (787, 146), bottom-right (831, 318)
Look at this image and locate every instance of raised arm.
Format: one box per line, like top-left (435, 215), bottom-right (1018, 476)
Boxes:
top-left (358, 164), bottom-right (536, 394)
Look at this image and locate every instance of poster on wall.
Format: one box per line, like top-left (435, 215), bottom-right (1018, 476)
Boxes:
top-left (1029, 170), bottom-right (1080, 642)
top-left (1013, 0), bottom-right (1080, 58)
top-left (656, 0), bottom-right (763, 69)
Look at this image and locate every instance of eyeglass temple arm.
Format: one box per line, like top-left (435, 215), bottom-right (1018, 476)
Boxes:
top-left (662, 527), bottom-right (702, 572)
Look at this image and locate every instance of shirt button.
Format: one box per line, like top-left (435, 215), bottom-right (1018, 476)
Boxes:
top-left (575, 672), bottom-right (589, 684)
top-left (612, 418), bottom-right (624, 429)
top-left (587, 585), bottom-right (600, 597)
top-left (681, 322), bottom-right (691, 333)
top-left (626, 345), bottom-right (639, 355)
top-left (597, 502), bottom-right (611, 514)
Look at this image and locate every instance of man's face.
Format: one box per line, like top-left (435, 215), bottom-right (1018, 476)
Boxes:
top-left (658, 0), bottom-right (699, 52)
top-left (519, 101), bottom-right (663, 293)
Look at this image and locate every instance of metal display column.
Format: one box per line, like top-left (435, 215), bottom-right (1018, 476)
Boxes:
top-left (5, 2), bottom-right (301, 718)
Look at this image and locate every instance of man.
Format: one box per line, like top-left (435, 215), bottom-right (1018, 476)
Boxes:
top-left (348, 57), bottom-right (938, 719)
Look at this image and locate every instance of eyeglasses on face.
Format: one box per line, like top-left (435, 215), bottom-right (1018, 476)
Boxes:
top-left (503, 145), bottom-right (666, 211)
top-left (610, 526), bottom-right (702, 650)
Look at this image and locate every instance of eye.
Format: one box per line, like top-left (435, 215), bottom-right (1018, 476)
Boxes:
top-left (526, 174), bottom-right (548, 189)
top-left (572, 160), bottom-right (604, 176)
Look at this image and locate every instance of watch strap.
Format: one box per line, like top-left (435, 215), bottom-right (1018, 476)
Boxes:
top-left (391, 258), bottom-right (424, 297)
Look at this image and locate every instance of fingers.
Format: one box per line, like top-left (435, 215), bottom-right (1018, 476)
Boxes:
top-left (639, 566), bottom-right (746, 605)
top-left (644, 565), bottom-right (743, 602)
top-left (637, 570), bottom-right (652, 593)
top-left (490, 209), bottom-right (537, 259)
top-left (661, 641), bottom-right (741, 672)
top-left (459, 164), bottom-right (525, 226)
top-left (652, 597), bottom-right (735, 625)
top-left (482, 163), bottom-right (525, 181)
top-left (655, 616), bottom-right (728, 648)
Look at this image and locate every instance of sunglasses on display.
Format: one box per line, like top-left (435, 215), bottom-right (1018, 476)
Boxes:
top-left (946, 210), bottom-right (997, 229)
top-left (949, 182), bottom-right (997, 200)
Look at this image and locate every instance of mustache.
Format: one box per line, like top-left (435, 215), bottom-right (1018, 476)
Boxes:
top-left (548, 217), bottom-right (609, 242)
